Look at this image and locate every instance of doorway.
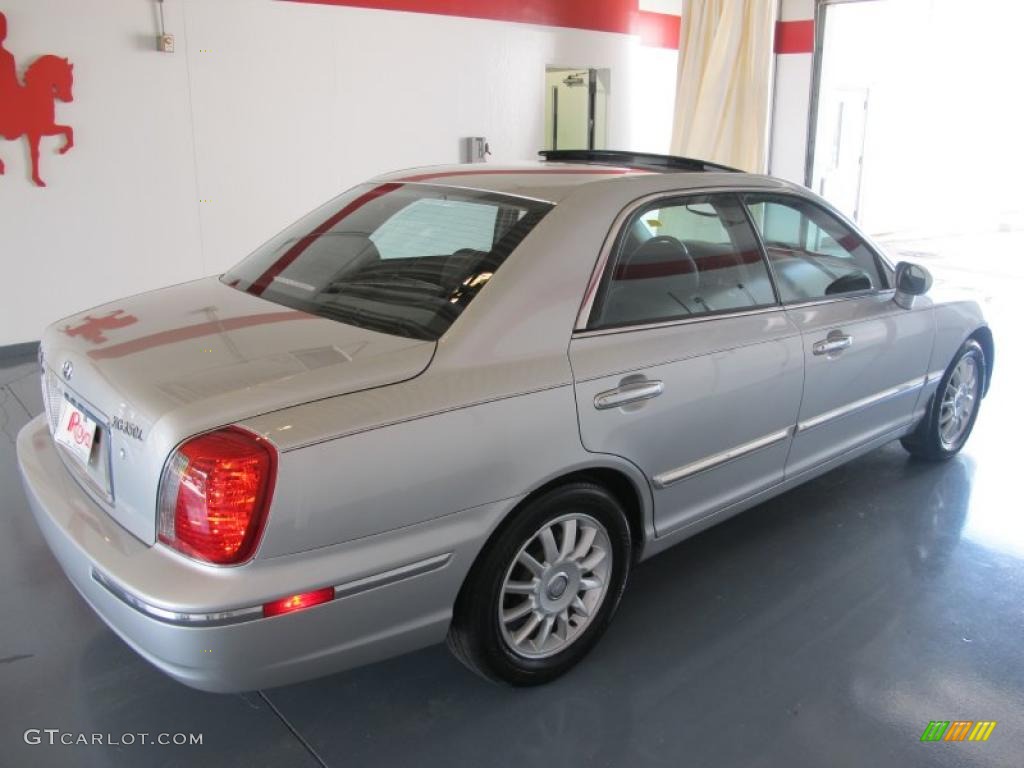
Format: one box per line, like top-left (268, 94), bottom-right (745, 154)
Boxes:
top-left (812, 86), bottom-right (868, 222)
top-left (809, 0), bottom-right (1024, 238)
top-left (543, 67), bottom-right (609, 151)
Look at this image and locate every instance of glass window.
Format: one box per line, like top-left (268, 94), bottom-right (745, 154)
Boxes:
top-left (743, 194), bottom-right (886, 303)
top-left (222, 184), bottom-right (551, 341)
top-left (371, 198), bottom-right (498, 259)
top-left (591, 194), bottom-right (777, 328)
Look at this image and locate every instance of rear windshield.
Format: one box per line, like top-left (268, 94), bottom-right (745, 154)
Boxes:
top-left (223, 183), bottom-right (553, 340)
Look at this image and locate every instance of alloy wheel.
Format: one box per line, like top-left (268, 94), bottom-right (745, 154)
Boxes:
top-left (498, 513), bottom-right (613, 659)
top-left (939, 355), bottom-right (979, 450)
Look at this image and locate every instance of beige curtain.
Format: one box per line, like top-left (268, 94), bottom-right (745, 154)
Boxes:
top-left (670, 0), bottom-right (778, 173)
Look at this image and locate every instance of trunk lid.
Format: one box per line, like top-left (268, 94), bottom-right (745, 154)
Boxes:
top-left (40, 277), bottom-right (434, 544)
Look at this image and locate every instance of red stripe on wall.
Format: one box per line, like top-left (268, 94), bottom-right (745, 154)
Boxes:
top-left (636, 11), bottom-right (680, 50)
top-left (284, 0), bottom-right (680, 48)
top-left (774, 19), bottom-right (814, 54)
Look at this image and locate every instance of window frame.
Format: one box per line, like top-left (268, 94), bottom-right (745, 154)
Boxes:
top-left (740, 192), bottom-right (893, 306)
top-left (580, 191), bottom-right (783, 333)
top-left (574, 187), bottom-right (896, 335)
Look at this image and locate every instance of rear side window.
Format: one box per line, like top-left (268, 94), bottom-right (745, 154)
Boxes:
top-left (590, 194), bottom-right (777, 329)
top-left (222, 184), bottom-right (551, 340)
top-left (743, 194), bottom-right (886, 302)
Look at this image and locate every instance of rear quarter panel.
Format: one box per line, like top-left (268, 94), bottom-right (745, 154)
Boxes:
top-left (243, 384), bottom-right (651, 559)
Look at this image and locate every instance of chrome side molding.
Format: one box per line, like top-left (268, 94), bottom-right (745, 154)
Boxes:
top-left (651, 374), bottom-right (931, 489)
top-left (92, 568), bottom-right (263, 627)
top-left (333, 553), bottom-right (452, 600)
top-left (797, 376), bottom-right (925, 432)
top-left (92, 552), bottom-right (453, 627)
top-left (653, 427), bottom-right (792, 488)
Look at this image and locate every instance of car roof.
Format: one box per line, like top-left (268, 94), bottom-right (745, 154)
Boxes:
top-left (372, 156), bottom-right (791, 204)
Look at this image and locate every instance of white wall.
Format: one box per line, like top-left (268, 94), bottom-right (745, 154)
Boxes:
top-left (629, 44), bottom-right (678, 153)
top-left (768, 0), bottom-right (814, 184)
top-left (0, 0), bottom-right (677, 345)
top-left (1, 1), bottom-right (203, 347)
top-left (638, 0), bottom-right (683, 14)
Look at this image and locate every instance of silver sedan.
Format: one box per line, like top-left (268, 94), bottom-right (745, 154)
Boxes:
top-left (17, 150), bottom-right (993, 691)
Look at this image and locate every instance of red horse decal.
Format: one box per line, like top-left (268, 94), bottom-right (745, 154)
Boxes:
top-left (0, 12), bottom-right (74, 187)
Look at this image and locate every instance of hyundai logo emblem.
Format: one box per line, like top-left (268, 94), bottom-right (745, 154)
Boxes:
top-left (61, 360), bottom-right (73, 381)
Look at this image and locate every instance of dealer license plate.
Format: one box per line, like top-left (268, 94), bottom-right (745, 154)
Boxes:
top-left (54, 400), bottom-right (98, 466)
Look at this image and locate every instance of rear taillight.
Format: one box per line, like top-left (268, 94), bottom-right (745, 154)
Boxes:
top-left (157, 427), bottom-right (276, 565)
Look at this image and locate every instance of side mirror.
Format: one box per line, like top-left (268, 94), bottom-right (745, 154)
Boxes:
top-left (894, 261), bottom-right (932, 309)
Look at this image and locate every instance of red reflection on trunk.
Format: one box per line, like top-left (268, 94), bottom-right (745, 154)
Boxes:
top-left (62, 310), bottom-right (138, 344)
top-left (87, 310), bottom-right (316, 360)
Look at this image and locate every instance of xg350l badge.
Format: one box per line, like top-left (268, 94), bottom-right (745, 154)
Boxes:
top-left (110, 416), bottom-right (143, 441)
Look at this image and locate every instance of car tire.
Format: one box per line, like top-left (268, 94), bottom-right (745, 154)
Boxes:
top-left (447, 481), bottom-right (632, 685)
top-left (901, 339), bottom-right (985, 461)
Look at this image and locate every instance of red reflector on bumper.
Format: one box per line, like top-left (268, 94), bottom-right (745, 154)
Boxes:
top-left (262, 588), bottom-right (334, 618)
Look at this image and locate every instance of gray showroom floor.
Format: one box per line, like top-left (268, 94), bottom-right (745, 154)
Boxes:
top-left (1, 231), bottom-right (1022, 768)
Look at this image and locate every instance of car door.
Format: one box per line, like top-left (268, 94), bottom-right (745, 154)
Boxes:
top-left (569, 193), bottom-right (804, 537)
top-left (742, 193), bottom-right (933, 478)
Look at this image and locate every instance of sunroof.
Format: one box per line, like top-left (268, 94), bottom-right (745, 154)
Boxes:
top-left (538, 149), bottom-right (740, 173)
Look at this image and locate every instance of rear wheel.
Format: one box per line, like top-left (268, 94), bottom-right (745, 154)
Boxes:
top-left (901, 339), bottom-right (985, 460)
top-left (447, 482), bottom-right (631, 685)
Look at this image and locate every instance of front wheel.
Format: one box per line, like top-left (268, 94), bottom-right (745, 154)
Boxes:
top-left (902, 339), bottom-right (985, 460)
top-left (447, 482), bottom-right (632, 685)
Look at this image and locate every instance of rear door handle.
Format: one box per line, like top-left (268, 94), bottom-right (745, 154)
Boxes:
top-left (813, 332), bottom-right (853, 356)
top-left (594, 379), bottom-right (664, 410)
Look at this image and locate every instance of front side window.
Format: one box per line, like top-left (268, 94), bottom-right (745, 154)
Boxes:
top-left (223, 184), bottom-right (551, 340)
top-left (743, 194), bottom-right (886, 303)
top-left (590, 194), bottom-right (777, 328)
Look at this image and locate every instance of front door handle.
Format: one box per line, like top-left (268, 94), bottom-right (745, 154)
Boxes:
top-left (594, 379), bottom-right (664, 410)
top-left (813, 332), bottom-right (853, 356)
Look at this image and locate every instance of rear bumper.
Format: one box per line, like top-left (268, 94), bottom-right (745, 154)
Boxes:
top-left (17, 414), bottom-right (505, 692)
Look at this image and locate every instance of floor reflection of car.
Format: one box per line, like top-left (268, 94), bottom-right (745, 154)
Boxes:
top-left (17, 150), bottom-right (994, 691)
